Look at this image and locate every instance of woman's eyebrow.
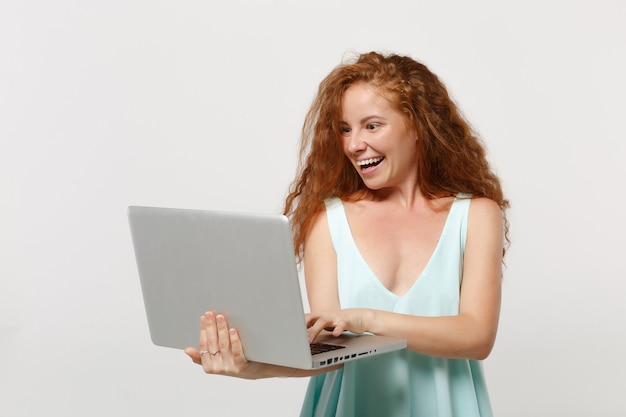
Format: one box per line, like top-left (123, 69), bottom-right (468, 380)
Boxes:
top-left (340, 115), bottom-right (387, 125)
top-left (361, 115), bottom-right (385, 123)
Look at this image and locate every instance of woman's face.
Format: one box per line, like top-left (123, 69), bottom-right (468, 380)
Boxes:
top-left (340, 82), bottom-right (418, 191)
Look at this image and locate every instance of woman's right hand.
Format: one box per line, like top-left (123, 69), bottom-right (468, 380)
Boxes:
top-left (184, 311), bottom-right (252, 377)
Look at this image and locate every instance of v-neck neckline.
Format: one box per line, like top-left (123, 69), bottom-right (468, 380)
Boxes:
top-left (340, 197), bottom-right (459, 299)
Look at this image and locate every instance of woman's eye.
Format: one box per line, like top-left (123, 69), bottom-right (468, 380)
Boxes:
top-left (340, 126), bottom-right (351, 134)
top-left (366, 123), bottom-right (380, 130)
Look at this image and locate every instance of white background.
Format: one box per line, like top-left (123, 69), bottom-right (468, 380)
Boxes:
top-left (1, 1), bottom-right (625, 416)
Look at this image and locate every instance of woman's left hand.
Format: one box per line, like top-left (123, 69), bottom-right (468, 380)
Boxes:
top-left (305, 308), bottom-right (371, 342)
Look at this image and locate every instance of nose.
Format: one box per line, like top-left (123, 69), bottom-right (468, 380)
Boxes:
top-left (346, 129), bottom-right (367, 154)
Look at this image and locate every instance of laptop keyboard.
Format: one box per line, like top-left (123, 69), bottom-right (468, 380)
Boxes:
top-left (310, 342), bottom-right (346, 355)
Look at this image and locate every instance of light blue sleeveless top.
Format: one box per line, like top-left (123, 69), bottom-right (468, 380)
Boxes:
top-left (300, 195), bottom-right (493, 417)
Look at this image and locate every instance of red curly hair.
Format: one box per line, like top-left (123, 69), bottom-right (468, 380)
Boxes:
top-left (283, 51), bottom-right (509, 259)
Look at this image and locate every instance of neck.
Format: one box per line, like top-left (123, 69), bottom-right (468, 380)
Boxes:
top-left (370, 184), bottom-right (427, 210)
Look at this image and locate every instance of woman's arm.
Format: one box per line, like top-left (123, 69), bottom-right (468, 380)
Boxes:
top-left (303, 209), bottom-right (342, 315)
top-left (306, 197), bottom-right (504, 360)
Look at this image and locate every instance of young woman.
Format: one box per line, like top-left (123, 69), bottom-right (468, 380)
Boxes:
top-left (186, 51), bottom-right (509, 417)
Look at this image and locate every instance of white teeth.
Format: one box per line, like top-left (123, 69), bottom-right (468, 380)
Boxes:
top-left (357, 157), bottom-right (384, 166)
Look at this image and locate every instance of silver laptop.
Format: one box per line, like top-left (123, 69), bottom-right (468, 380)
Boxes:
top-left (128, 205), bottom-right (406, 369)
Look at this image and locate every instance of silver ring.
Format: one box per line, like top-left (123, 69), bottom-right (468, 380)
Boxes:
top-left (200, 350), bottom-right (220, 356)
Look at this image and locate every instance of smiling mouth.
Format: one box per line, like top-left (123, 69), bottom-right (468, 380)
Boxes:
top-left (357, 157), bottom-right (384, 170)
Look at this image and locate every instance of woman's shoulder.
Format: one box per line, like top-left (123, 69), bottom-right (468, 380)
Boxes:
top-left (467, 196), bottom-right (502, 217)
top-left (324, 196), bottom-right (343, 209)
top-left (466, 197), bottom-right (504, 239)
